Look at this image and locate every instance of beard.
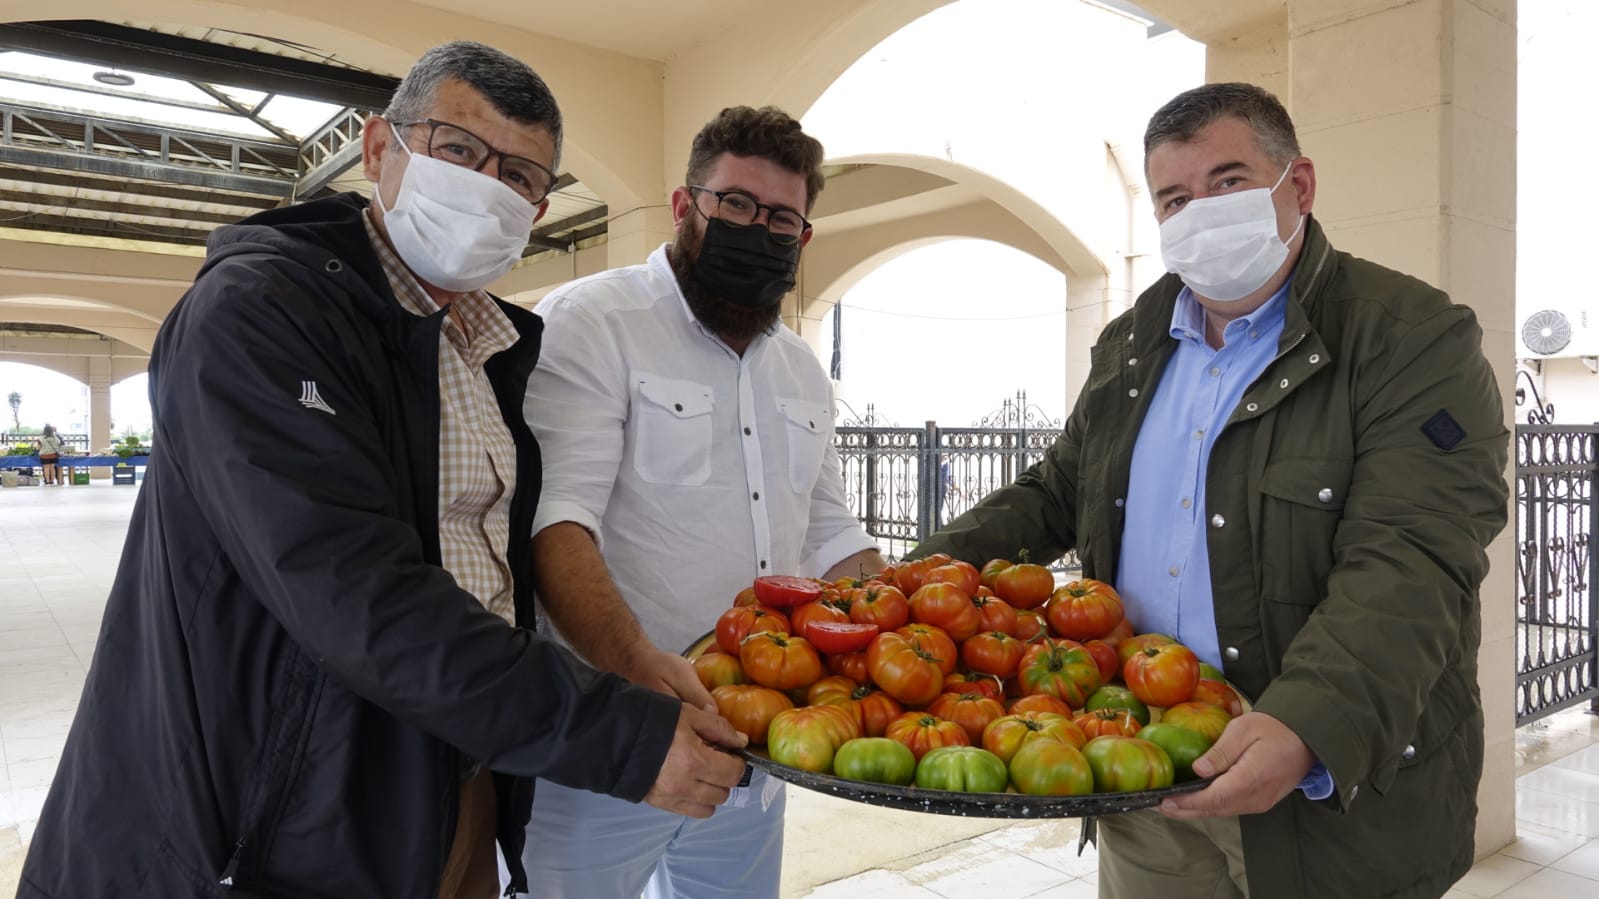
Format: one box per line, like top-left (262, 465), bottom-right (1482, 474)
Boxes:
top-left (669, 215), bottom-right (783, 343)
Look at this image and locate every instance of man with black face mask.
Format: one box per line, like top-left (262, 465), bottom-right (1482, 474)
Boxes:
top-left (518, 106), bottom-right (884, 898)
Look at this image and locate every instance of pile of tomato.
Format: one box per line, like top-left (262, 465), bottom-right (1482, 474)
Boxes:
top-left (694, 556), bottom-right (1248, 796)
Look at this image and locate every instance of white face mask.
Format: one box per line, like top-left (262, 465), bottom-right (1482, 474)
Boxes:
top-left (373, 124), bottom-right (539, 293)
top-left (1158, 162), bottom-right (1305, 303)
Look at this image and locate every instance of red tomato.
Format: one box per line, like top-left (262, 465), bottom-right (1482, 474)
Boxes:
top-left (692, 650), bottom-right (747, 691)
top-left (961, 631), bottom-right (1027, 679)
top-left (1013, 608), bottom-right (1048, 644)
top-left (1009, 738), bottom-right (1095, 796)
top-left (790, 600), bottom-right (850, 642)
top-left (927, 692), bottom-right (1008, 744)
top-left (944, 670), bottom-right (1006, 703)
top-left (805, 675), bottom-right (860, 705)
top-left (971, 594), bottom-right (1019, 637)
top-left (1008, 693), bottom-right (1074, 718)
top-left (738, 632), bottom-right (824, 691)
top-left (1102, 617), bottom-right (1136, 646)
top-left (1045, 579), bottom-right (1125, 641)
top-left (979, 558), bottom-right (1012, 590)
top-left (715, 605), bottom-right (790, 655)
top-left (1116, 632), bottom-right (1177, 666)
top-left (1017, 641), bottom-right (1102, 707)
top-left (1122, 643), bottom-right (1201, 708)
top-left (866, 632), bottom-right (946, 706)
top-left (812, 679), bottom-right (905, 738)
top-left (711, 684), bottom-right (793, 743)
top-left (752, 575), bottom-right (825, 609)
top-left (994, 560), bottom-right (1054, 610)
top-left (982, 711), bottom-right (1087, 764)
top-left (1192, 679), bottom-right (1246, 718)
top-left (1072, 707), bottom-right (1144, 738)
top-left (884, 711), bottom-right (970, 761)
top-left (909, 582), bottom-right (982, 642)
top-left (892, 553), bottom-right (951, 595)
top-left (848, 584), bottom-right (911, 632)
top-left (767, 705), bottom-right (861, 772)
top-left (827, 651), bottom-right (869, 683)
top-left (733, 586), bottom-right (759, 607)
top-left (806, 621), bottom-right (881, 654)
top-left (1161, 700), bottom-right (1233, 742)
top-left (896, 623), bottom-right (959, 675)
top-left (924, 561), bottom-right (980, 597)
top-left (1081, 639), bottom-right (1120, 683)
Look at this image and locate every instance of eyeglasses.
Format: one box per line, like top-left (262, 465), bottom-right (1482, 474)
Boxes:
top-left (391, 118), bottom-right (559, 204)
top-left (688, 186), bottom-right (810, 244)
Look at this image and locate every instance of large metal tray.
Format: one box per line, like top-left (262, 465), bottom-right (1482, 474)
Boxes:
top-left (685, 632), bottom-right (1218, 818)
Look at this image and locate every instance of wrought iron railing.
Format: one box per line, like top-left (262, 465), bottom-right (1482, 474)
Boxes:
top-left (835, 392), bottom-right (1078, 571)
top-left (1515, 422), bottom-right (1599, 725)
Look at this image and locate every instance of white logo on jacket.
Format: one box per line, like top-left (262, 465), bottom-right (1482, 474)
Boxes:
top-left (299, 381), bottom-right (336, 415)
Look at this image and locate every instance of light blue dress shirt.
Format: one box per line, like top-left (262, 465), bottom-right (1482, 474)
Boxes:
top-left (1115, 280), bottom-right (1333, 800)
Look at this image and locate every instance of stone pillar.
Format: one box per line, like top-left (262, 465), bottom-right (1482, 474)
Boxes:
top-left (1064, 274), bottom-right (1134, 406)
top-left (87, 356), bottom-right (113, 480)
top-left (1283, 0), bottom-right (1518, 856)
top-left (1203, 8), bottom-right (1291, 100)
top-left (605, 206), bottom-right (675, 270)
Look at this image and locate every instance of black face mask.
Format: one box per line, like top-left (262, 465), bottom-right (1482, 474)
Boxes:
top-left (691, 217), bottom-right (801, 309)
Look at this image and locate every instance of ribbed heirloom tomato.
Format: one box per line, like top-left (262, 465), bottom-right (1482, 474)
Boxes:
top-left (944, 671), bottom-right (1006, 703)
top-left (961, 631), bottom-right (1027, 679)
top-left (895, 624), bottom-right (959, 675)
top-left (971, 595), bottom-right (1019, 637)
top-left (789, 599), bottom-right (849, 642)
top-left (1122, 643), bottom-right (1201, 708)
top-left (847, 584), bottom-right (910, 631)
top-left (1007, 693), bottom-right (1073, 718)
top-left (926, 692), bottom-right (1007, 744)
top-left (767, 704), bottom-right (861, 773)
top-left (827, 651), bottom-right (869, 683)
top-left (710, 684), bottom-right (793, 743)
top-left (1082, 735), bottom-right (1175, 792)
top-left (993, 557), bottom-right (1055, 610)
top-left (692, 651), bottom-right (747, 691)
top-left (1073, 708), bottom-right (1144, 738)
top-left (1009, 738), bottom-right (1095, 796)
top-left (1017, 640), bottom-right (1102, 707)
top-left (832, 737), bottom-right (916, 786)
top-left (885, 711), bottom-right (969, 760)
top-left (982, 711), bottom-right (1088, 764)
top-left (1045, 578), bottom-right (1125, 641)
top-left (738, 632), bottom-right (823, 691)
top-left (1192, 678), bottom-right (1247, 717)
top-left (923, 561), bottom-right (981, 597)
top-left (866, 632), bottom-right (945, 706)
top-left (809, 678), bottom-right (904, 737)
top-left (979, 558), bottom-right (1012, 590)
top-left (1161, 701), bottom-right (1233, 742)
top-left (914, 746), bottom-right (1008, 793)
top-left (909, 582), bottom-right (982, 642)
top-left (715, 605), bottom-right (790, 655)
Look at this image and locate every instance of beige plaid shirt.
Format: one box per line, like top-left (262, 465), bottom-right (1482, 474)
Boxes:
top-left (363, 212), bottom-right (519, 622)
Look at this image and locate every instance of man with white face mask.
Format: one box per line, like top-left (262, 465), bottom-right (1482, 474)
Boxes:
top-left (907, 83), bottom-right (1508, 898)
top-left (19, 42), bottom-right (746, 899)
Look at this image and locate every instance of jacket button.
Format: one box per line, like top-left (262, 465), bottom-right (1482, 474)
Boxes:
top-left (1210, 514), bottom-right (1225, 528)
top-left (1317, 488), bottom-right (1334, 504)
top-left (1114, 497), bottom-right (1125, 508)
top-left (1128, 389), bottom-right (1139, 398)
top-left (1279, 378), bottom-right (1290, 389)
top-left (1309, 354), bottom-right (1321, 364)
top-left (1350, 784), bottom-right (1360, 800)
top-left (1224, 646), bottom-right (1240, 662)
top-left (1246, 402), bottom-right (1259, 412)
top-left (1402, 744), bottom-right (1416, 760)
top-left (1128, 357), bottom-right (1138, 366)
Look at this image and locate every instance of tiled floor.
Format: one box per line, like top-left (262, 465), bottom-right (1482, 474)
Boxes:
top-left (1, 480), bottom-right (1597, 899)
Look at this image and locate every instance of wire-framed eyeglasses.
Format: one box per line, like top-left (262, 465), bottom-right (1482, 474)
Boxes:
top-left (391, 118), bottom-right (559, 204)
top-left (688, 186), bottom-right (810, 244)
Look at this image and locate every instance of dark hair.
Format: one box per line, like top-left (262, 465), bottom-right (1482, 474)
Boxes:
top-left (1143, 82), bottom-right (1300, 168)
top-left (384, 41), bottom-right (564, 169)
top-left (686, 106), bottom-right (826, 212)
top-left (42, 424), bottom-right (54, 437)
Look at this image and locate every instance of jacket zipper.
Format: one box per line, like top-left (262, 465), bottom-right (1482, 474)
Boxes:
top-left (219, 836), bottom-right (247, 886)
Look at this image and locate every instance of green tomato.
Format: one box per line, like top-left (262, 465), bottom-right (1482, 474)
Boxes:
top-left (833, 738), bottom-right (917, 786)
top-left (1137, 723), bottom-right (1214, 783)
top-left (1198, 662), bottom-right (1226, 682)
top-left (914, 745), bottom-right (1009, 793)
top-left (1008, 738), bottom-right (1095, 796)
top-left (1084, 684), bottom-right (1151, 726)
top-left (1081, 735), bottom-right (1175, 792)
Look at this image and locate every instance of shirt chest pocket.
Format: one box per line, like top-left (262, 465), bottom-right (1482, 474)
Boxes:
top-left (1257, 456), bottom-right (1352, 606)
top-left (632, 372), bottom-right (715, 486)
top-left (779, 398), bottom-right (827, 494)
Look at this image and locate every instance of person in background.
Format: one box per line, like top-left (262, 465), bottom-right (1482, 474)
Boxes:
top-left (19, 41), bottom-right (745, 899)
top-left (907, 82), bottom-right (1508, 899)
top-left (519, 105), bottom-right (885, 898)
top-left (35, 423), bottom-right (64, 485)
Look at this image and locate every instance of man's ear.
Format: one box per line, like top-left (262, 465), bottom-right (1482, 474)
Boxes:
top-left (361, 116), bottom-right (393, 183)
top-left (1290, 157), bottom-right (1317, 215)
top-left (670, 186), bottom-right (694, 227)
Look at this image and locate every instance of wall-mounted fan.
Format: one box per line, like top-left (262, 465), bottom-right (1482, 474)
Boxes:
top-left (1521, 309), bottom-right (1573, 356)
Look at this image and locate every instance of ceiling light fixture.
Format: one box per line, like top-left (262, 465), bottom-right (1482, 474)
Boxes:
top-left (92, 70), bottom-right (136, 87)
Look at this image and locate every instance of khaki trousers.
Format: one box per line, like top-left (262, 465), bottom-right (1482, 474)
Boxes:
top-left (436, 769), bottom-right (499, 899)
top-left (1097, 809), bottom-right (1249, 899)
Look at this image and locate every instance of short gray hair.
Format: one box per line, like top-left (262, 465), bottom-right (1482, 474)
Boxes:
top-left (384, 41), bottom-right (563, 169)
top-left (1143, 82), bottom-right (1299, 169)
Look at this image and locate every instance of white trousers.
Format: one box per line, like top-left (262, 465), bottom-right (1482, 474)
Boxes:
top-left (517, 769), bottom-right (785, 898)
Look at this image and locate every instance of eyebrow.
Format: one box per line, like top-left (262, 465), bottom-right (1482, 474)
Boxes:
top-left (1152, 161), bottom-right (1251, 201)
top-left (717, 183), bottom-right (803, 216)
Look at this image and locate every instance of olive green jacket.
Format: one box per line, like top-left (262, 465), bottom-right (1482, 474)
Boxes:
top-left (916, 218), bottom-right (1509, 898)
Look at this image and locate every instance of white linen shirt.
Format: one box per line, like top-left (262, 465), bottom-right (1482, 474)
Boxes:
top-left (524, 244), bottom-right (878, 657)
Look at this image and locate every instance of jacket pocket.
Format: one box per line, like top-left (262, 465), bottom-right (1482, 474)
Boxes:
top-left (1257, 456), bottom-right (1352, 606)
top-left (778, 397), bottom-right (827, 494)
top-left (631, 372), bottom-right (714, 486)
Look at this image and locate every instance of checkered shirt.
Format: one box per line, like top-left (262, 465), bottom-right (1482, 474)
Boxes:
top-left (363, 212), bottom-right (519, 622)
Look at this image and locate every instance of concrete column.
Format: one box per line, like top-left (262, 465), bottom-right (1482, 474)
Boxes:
top-left (1203, 8), bottom-right (1290, 100)
top-left (87, 356), bottom-right (112, 480)
top-left (605, 206), bottom-right (675, 270)
top-left (1284, 0), bottom-right (1517, 856)
top-left (1064, 274), bottom-right (1134, 405)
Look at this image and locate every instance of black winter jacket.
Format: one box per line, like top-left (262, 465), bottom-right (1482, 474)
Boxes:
top-left (18, 194), bottom-right (680, 898)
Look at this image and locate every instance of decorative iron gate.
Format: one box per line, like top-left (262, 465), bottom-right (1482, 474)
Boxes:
top-left (1516, 422), bottom-right (1599, 725)
top-left (835, 393), bottom-right (1077, 570)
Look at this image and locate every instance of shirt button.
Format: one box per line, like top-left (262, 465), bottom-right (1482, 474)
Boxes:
top-left (1209, 367), bottom-right (1221, 377)
top-left (752, 492), bottom-right (760, 501)
top-left (1168, 566), bottom-right (1180, 577)
top-left (808, 421), bottom-right (815, 429)
top-left (760, 560), bottom-right (768, 570)
top-left (744, 427), bottom-right (752, 436)
top-left (1402, 744), bottom-right (1417, 761)
top-left (1249, 329), bottom-right (1259, 339)
top-left (674, 403), bottom-right (683, 411)
top-left (1210, 514), bottom-right (1226, 528)
top-left (1128, 388), bottom-right (1139, 398)
top-left (1317, 488), bottom-right (1334, 504)
top-left (1224, 646), bottom-right (1240, 662)
top-left (1194, 429), bottom-right (1205, 439)
top-left (1181, 498), bottom-right (1192, 509)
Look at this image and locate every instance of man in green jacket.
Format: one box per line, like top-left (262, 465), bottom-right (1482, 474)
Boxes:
top-left (914, 83), bottom-right (1508, 898)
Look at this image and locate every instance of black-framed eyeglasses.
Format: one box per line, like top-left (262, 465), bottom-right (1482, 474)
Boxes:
top-left (391, 118), bottom-right (559, 205)
top-left (688, 186), bottom-right (810, 244)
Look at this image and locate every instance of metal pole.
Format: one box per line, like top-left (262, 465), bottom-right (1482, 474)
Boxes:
top-left (920, 421), bottom-right (938, 543)
top-left (1589, 425), bottom-right (1599, 714)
